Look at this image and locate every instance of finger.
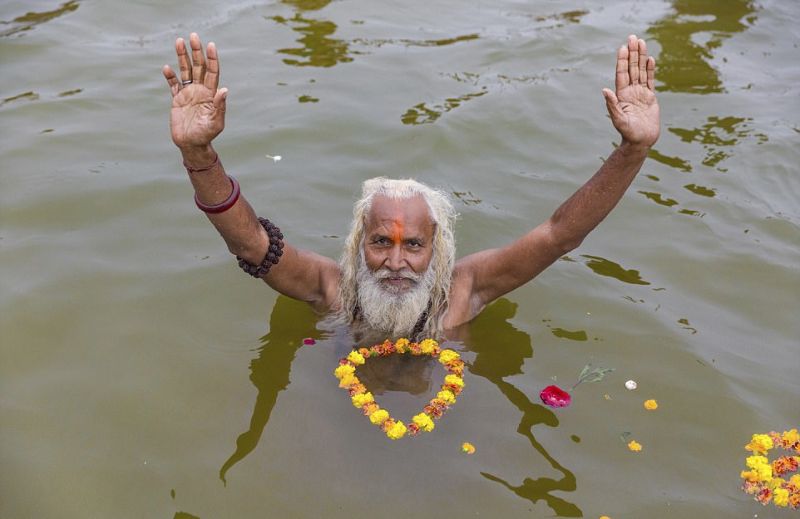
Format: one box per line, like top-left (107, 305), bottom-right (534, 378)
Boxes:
top-left (189, 32), bottom-right (206, 85)
top-left (175, 37), bottom-right (192, 83)
top-left (204, 42), bottom-right (220, 91)
top-left (628, 34), bottom-right (640, 85)
top-left (162, 64), bottom-right (181, 97)
top-left (213, 87), bottom-right (228, 113)
top-left (615, 44), bottom-right (629, 92)
top-left (602, 88), bottom-right (623, 120)
top-left (646, 56), bottom-right (656, 91)
top-left (638, 39), bottom-right (648, 86)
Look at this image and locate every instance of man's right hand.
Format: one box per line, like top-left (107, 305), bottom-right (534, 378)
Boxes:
top-left (162, 33), bottom-right (228, 152)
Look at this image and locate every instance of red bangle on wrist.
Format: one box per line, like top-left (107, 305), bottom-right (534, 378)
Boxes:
top-left (195, 175), bottom-right (240, 214)
top-left (183, 153), bottom-right (219, 173)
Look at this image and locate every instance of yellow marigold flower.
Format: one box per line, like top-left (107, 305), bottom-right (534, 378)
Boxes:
top-left (741, 470), bottom-right (759, 483)
top-left (774, 487), bottom-right (790, 507)
top-left (386, 420), bottom-right (407, 440)
top-left (351, 392), bottom-right (374, 408)
top-left (334, 364), bottom-right (355, 380)
top-left (790, 474), bottom-right (800, 486)
top-left (437, 390), bottom-right (456, 405)
top-left (347, 351), bottom-right (365, 365)
top-left (745, 434), bottom-right (774, 455)
top-left (599, 516), bottom-right (611, 519)
top-left (395, 338), bottom-right (410, 353)
top-left (755, 464), bottom-right (773, 483)
top-left (782, 428), bottom-right (799, 447)
top-left (412, 413), bottom-right (435, 432)
top-left (339, 375), bottom-right (358, 389)
top-left (420, 338), bottom-right (438, 354)
top-left (644, 399), bottom-right (658, 410)
top-left (627, 440), bottom-right (642, 452)
top-left (444, 374), bottom-right (464, 388)
top-left (369, 409), bottom-right (389, 425)
top-left (746, 455), bottom-right (770, 469)
top-left (461, 442), bottom-right (476, 454)
top-left (439, 349), bottom-right (460, 364)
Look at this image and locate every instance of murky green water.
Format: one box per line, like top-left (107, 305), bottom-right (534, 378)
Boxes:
top-left (2, 1), bottom-right (798, 517)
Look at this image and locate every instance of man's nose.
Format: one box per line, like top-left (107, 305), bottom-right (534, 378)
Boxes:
top-left (384, 244), bottom-right (405, 271)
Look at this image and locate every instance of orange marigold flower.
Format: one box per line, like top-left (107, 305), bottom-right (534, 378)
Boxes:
top-left (461, 442), bottom-right (476, 454)
top-left (756, 487), bottom-right (773, 505)
top-left (348, 383), bottom-right (367, 396)
top-left (782, 429), bottom-right (800, 449)
top-left (773, 455), bottom-right (799, 477)
top-left (362, 402), bottom-right (379, 416)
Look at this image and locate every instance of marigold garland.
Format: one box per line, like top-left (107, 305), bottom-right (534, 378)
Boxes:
top-left (740, 428), bottom-right (800, 509)
top-left (334, 338), bottom-right (466, 440)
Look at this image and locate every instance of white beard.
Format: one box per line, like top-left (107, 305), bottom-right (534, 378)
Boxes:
top-left (356, 260), bottom-right (435, 338)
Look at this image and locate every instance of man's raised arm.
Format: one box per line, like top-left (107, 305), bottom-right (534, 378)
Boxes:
top-left (162, 33), bottom-right (340, 311)
top-left (457, 35), bottom-right (660, 315)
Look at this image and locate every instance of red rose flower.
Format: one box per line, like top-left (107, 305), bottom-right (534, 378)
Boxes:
top-left (539, 385), bottom-right (572, 408)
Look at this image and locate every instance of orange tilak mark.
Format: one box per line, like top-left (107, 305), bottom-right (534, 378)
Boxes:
top-left (391, 220), bottom-right (404, 244)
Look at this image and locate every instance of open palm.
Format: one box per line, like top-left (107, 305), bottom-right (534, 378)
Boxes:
top-left (162, 33), bottom-right (228, 150)
top-left (602, 35), bottom-right (660, 147)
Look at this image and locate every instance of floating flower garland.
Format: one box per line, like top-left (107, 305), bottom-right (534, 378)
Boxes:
top-left (740, 429), bottom-right (800, 509)
top-left (334, 338), bottom-right (465, 440)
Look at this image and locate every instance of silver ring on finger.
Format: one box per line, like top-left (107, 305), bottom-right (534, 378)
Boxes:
top-left (182, 79), bottom-right (193, 85)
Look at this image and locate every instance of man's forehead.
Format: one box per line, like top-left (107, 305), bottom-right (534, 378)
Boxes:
top-left (366, 194), bottom-right (434, 234)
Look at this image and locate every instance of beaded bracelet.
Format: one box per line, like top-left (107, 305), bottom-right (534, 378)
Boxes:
top-left (237, 217), bottom-right (284, 278)
top-left (194, 175), bottom-right (241, 214)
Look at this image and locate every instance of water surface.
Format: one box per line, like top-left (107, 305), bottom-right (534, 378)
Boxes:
top-left (2, 0), bottom-right (798, 517)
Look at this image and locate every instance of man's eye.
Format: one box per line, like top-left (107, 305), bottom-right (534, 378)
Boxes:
top-left (407, 240), bottom-right (423, 248)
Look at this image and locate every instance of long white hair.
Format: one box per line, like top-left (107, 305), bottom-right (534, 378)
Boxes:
top-left (336, 177), bottom-right (457, 339)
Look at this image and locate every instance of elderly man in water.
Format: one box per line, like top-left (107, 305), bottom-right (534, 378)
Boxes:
top-left (162, 33), bottom-right (660, 341)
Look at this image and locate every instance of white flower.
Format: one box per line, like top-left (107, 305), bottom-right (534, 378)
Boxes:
top-left (625, 380), bottom-right (637, 390)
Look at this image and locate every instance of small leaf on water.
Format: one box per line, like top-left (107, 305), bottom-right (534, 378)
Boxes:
top-left (577, 365), bottom-right (615, 385)
top-left (620, 431), bottom-right (632, 442)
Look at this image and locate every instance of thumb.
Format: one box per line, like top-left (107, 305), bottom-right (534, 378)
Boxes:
top-left (213, 87), bottom-right (228, 112)
top-left (602, 88), bottom-right (622, 119)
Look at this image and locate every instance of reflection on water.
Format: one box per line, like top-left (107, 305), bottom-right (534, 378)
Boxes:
top-left (219, 296), bottom-right (580, 516)
top-left (669, 115), bottom-right (768, 171)
top-left (218, 297), bottom-right (319, 484)
top-left (551, 328), bottom-right (588, 341)
top-left (401, 89), bottom-right (487, 125)
top-left (638, 190), bottom-right (679, 207)
top-left (533, 10), bottom-right (587, 25)
top-left (353, 33), bottom-right (479, 48)
top-left (580, 255), bottom-right (651, 286)
top-left (465, 299), bottom-right (581, 517)
top-left (0, 0), bottom-right (80, 38)
top-left (647, 148), bottom-right (692, 173)
top-left (648, 0), bottom-right (757, 94)
top-left (269, 0), bottom-right (352, 68)
top-left (1, 91), bottom-right (39, 106)
top-left (683, 183), bottom-right (715, 197)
